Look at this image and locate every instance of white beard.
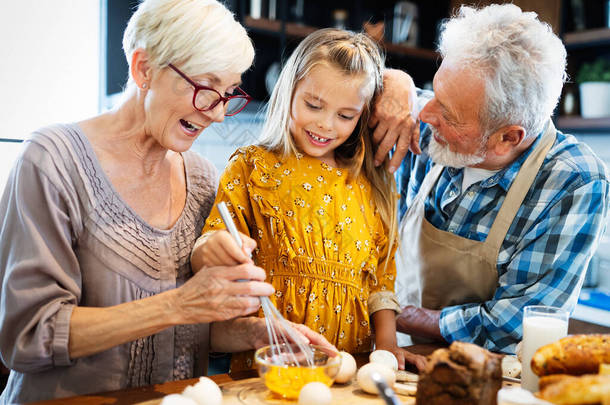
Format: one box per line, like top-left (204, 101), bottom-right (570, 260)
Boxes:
top-left (426, 126), bottom-right (485, 168)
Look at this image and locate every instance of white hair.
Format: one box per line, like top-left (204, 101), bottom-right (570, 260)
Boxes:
top-left (123, 0), bottom-right (254, 82)
top-left (438, 4), bottom-right (567, 139)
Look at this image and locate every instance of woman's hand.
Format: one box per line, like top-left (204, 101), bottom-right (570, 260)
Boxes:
top-left (69, 263), bottom-right (272, 360)
top-left (251, 318), bottom-right (337, 354)
top-left (369, 68), bottom-right (421, 173)
top-left (210, 317), bottom-right (338, 354)
top-left (191, 230), bottom-right (257, 272)
top-left (173, 263), bottom-right (273, 324)
top-left (289, 322), bottom-right (337, 354)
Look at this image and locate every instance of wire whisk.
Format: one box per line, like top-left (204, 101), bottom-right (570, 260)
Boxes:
top-left (217, 202), bottom-right (315, 367)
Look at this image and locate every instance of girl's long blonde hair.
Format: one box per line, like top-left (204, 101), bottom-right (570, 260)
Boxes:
top-left (259, 28), bottom-right (398, 256)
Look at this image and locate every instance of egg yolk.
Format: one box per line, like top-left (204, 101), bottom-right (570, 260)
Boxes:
top-left (263, 365), bottom-right (333, 399)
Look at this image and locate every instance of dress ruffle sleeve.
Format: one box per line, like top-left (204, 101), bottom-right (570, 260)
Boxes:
top-left (202, 146), bottom-right (294, 264)
top-left (201, 147), bottom-right (257, 237)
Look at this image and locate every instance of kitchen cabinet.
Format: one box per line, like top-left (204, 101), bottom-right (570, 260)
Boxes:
top-left (556, 1), bottom-right (610, 133)
top-left (101, 0), bottom-right (449, 107)
top-left (233, 0), bottom-right (449, 102)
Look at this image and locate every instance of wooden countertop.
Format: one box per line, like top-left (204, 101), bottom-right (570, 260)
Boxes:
top-left (30, 345), bottom-right (441, 405)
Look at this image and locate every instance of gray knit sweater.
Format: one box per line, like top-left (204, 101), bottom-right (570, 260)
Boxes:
top-left (0, 124), bottom-right (217, 403)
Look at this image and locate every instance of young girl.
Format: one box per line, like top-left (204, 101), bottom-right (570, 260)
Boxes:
top-left (193, 28), bottom-right (420, 370)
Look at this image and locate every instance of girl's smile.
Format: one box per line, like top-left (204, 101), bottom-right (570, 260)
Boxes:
top-left (305, 129), bottom-right (333, 145)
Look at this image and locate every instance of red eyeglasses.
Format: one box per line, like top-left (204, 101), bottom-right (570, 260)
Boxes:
top-left (168, 63), bottom-right (252, 116)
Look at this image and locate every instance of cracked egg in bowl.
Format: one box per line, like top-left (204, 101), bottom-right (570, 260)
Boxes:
top-left (254, 343), bottom-right (341, 399)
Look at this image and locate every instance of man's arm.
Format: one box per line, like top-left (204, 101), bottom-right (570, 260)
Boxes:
top-left (435, 179), bottom-right (608, 353)
top-left (396, 306), bottom-right (443, 341)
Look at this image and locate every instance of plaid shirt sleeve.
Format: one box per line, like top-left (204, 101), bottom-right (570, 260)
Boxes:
top-left (439, 177), bottom-right (609, 353)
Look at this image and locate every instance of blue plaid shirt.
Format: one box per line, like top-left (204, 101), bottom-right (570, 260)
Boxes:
top-left (396, 123), bottom-right (610, 353)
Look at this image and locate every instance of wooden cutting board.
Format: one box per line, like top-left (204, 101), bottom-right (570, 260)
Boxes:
top-left (137, 377), bottom-right (416, 405)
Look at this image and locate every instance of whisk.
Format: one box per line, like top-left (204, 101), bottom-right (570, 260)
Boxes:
top-left (217, 202), bottom-right (315, 367)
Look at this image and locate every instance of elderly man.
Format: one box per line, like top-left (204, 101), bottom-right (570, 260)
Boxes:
top-left (371, 4), bottom-right (609, 353)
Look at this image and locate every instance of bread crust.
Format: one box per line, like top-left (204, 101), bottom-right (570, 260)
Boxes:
top-left (415, 342), bottom-right (502, 405)
top-left (531, 334), bottom-right (610, 376)
top-left (538, 374), bottom-right (574, 390)
top-left (536, 374), bottom-right (610, 405)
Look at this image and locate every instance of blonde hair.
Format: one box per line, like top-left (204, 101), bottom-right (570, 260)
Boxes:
top-left (259, 28), bottom-right (398, 256)
top-left (123, 0), bottom-right (254, 83)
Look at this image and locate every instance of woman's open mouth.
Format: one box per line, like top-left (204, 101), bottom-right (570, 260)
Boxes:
top-left (180, 119), bottom-right (203, 136)
top-left (306, 130), bottom-right (332, 146)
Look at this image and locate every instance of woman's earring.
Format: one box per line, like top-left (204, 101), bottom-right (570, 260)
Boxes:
top-left (141, 83), bottom-right (148, 89)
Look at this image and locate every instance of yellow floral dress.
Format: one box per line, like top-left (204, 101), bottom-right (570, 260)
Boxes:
top-left (202, 146), bottom-right (400, 370)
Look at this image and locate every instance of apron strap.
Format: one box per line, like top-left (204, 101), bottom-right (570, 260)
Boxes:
top-left (484, 121), bottom-right (557, 253)
top-left (412, 164), bottom-right (444, 207)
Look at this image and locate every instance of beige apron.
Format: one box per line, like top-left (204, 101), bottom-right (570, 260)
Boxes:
top-left (395, 123), bottom-right (556, 346)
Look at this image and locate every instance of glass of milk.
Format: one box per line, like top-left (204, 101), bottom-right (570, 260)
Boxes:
top-left (521, 305), bottom-right (569, 392)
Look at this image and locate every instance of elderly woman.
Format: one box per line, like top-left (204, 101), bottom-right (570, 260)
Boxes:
top-left (0, 0), bottom-right (331, 402)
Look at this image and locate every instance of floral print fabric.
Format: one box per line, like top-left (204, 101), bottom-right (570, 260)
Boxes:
top-left (202, 146), bottom-right (399, 368)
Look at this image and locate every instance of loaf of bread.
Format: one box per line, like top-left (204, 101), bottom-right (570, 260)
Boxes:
top-left (531, 334), bottom-right (610, 376)
top-left (537, 374), bottom-right (573, 391)
top-left (415, 341), bottom-right (502, 405)
top-left (536, 374), bottom-right (610, 405)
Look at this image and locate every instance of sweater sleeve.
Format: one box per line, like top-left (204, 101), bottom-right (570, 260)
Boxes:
top-left (0, 145), bottom-right (82, 373)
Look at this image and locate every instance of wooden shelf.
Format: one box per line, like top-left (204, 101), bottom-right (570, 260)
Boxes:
top-left (244, 17), bottom-right (439, 60)
top-left (564, 28), bottom-right (610, 48)
top-left (555, 115), bottom-right (610, 132)
top-left (244, 16), bottom-right (317, 38)
top-left (382, 41), bottom-right (439, 61)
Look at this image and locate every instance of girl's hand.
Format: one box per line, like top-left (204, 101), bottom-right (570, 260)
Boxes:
top-left (377, 344), bottom-right (427, 372)
top-left (191, 230), bottom-right (257, 271)
top-left (173, 263), bottom-right (273, 324)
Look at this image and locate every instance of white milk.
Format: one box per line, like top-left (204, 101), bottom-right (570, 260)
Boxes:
top-left (521, 315), bottom-right (568, 391)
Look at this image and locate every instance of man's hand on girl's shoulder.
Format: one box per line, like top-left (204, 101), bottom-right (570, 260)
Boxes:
top-left (370, 69), bottom-right (422, 173)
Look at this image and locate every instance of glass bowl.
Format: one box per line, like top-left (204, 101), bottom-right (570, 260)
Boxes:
top-left (254, 343), bottom-right (341, 399)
